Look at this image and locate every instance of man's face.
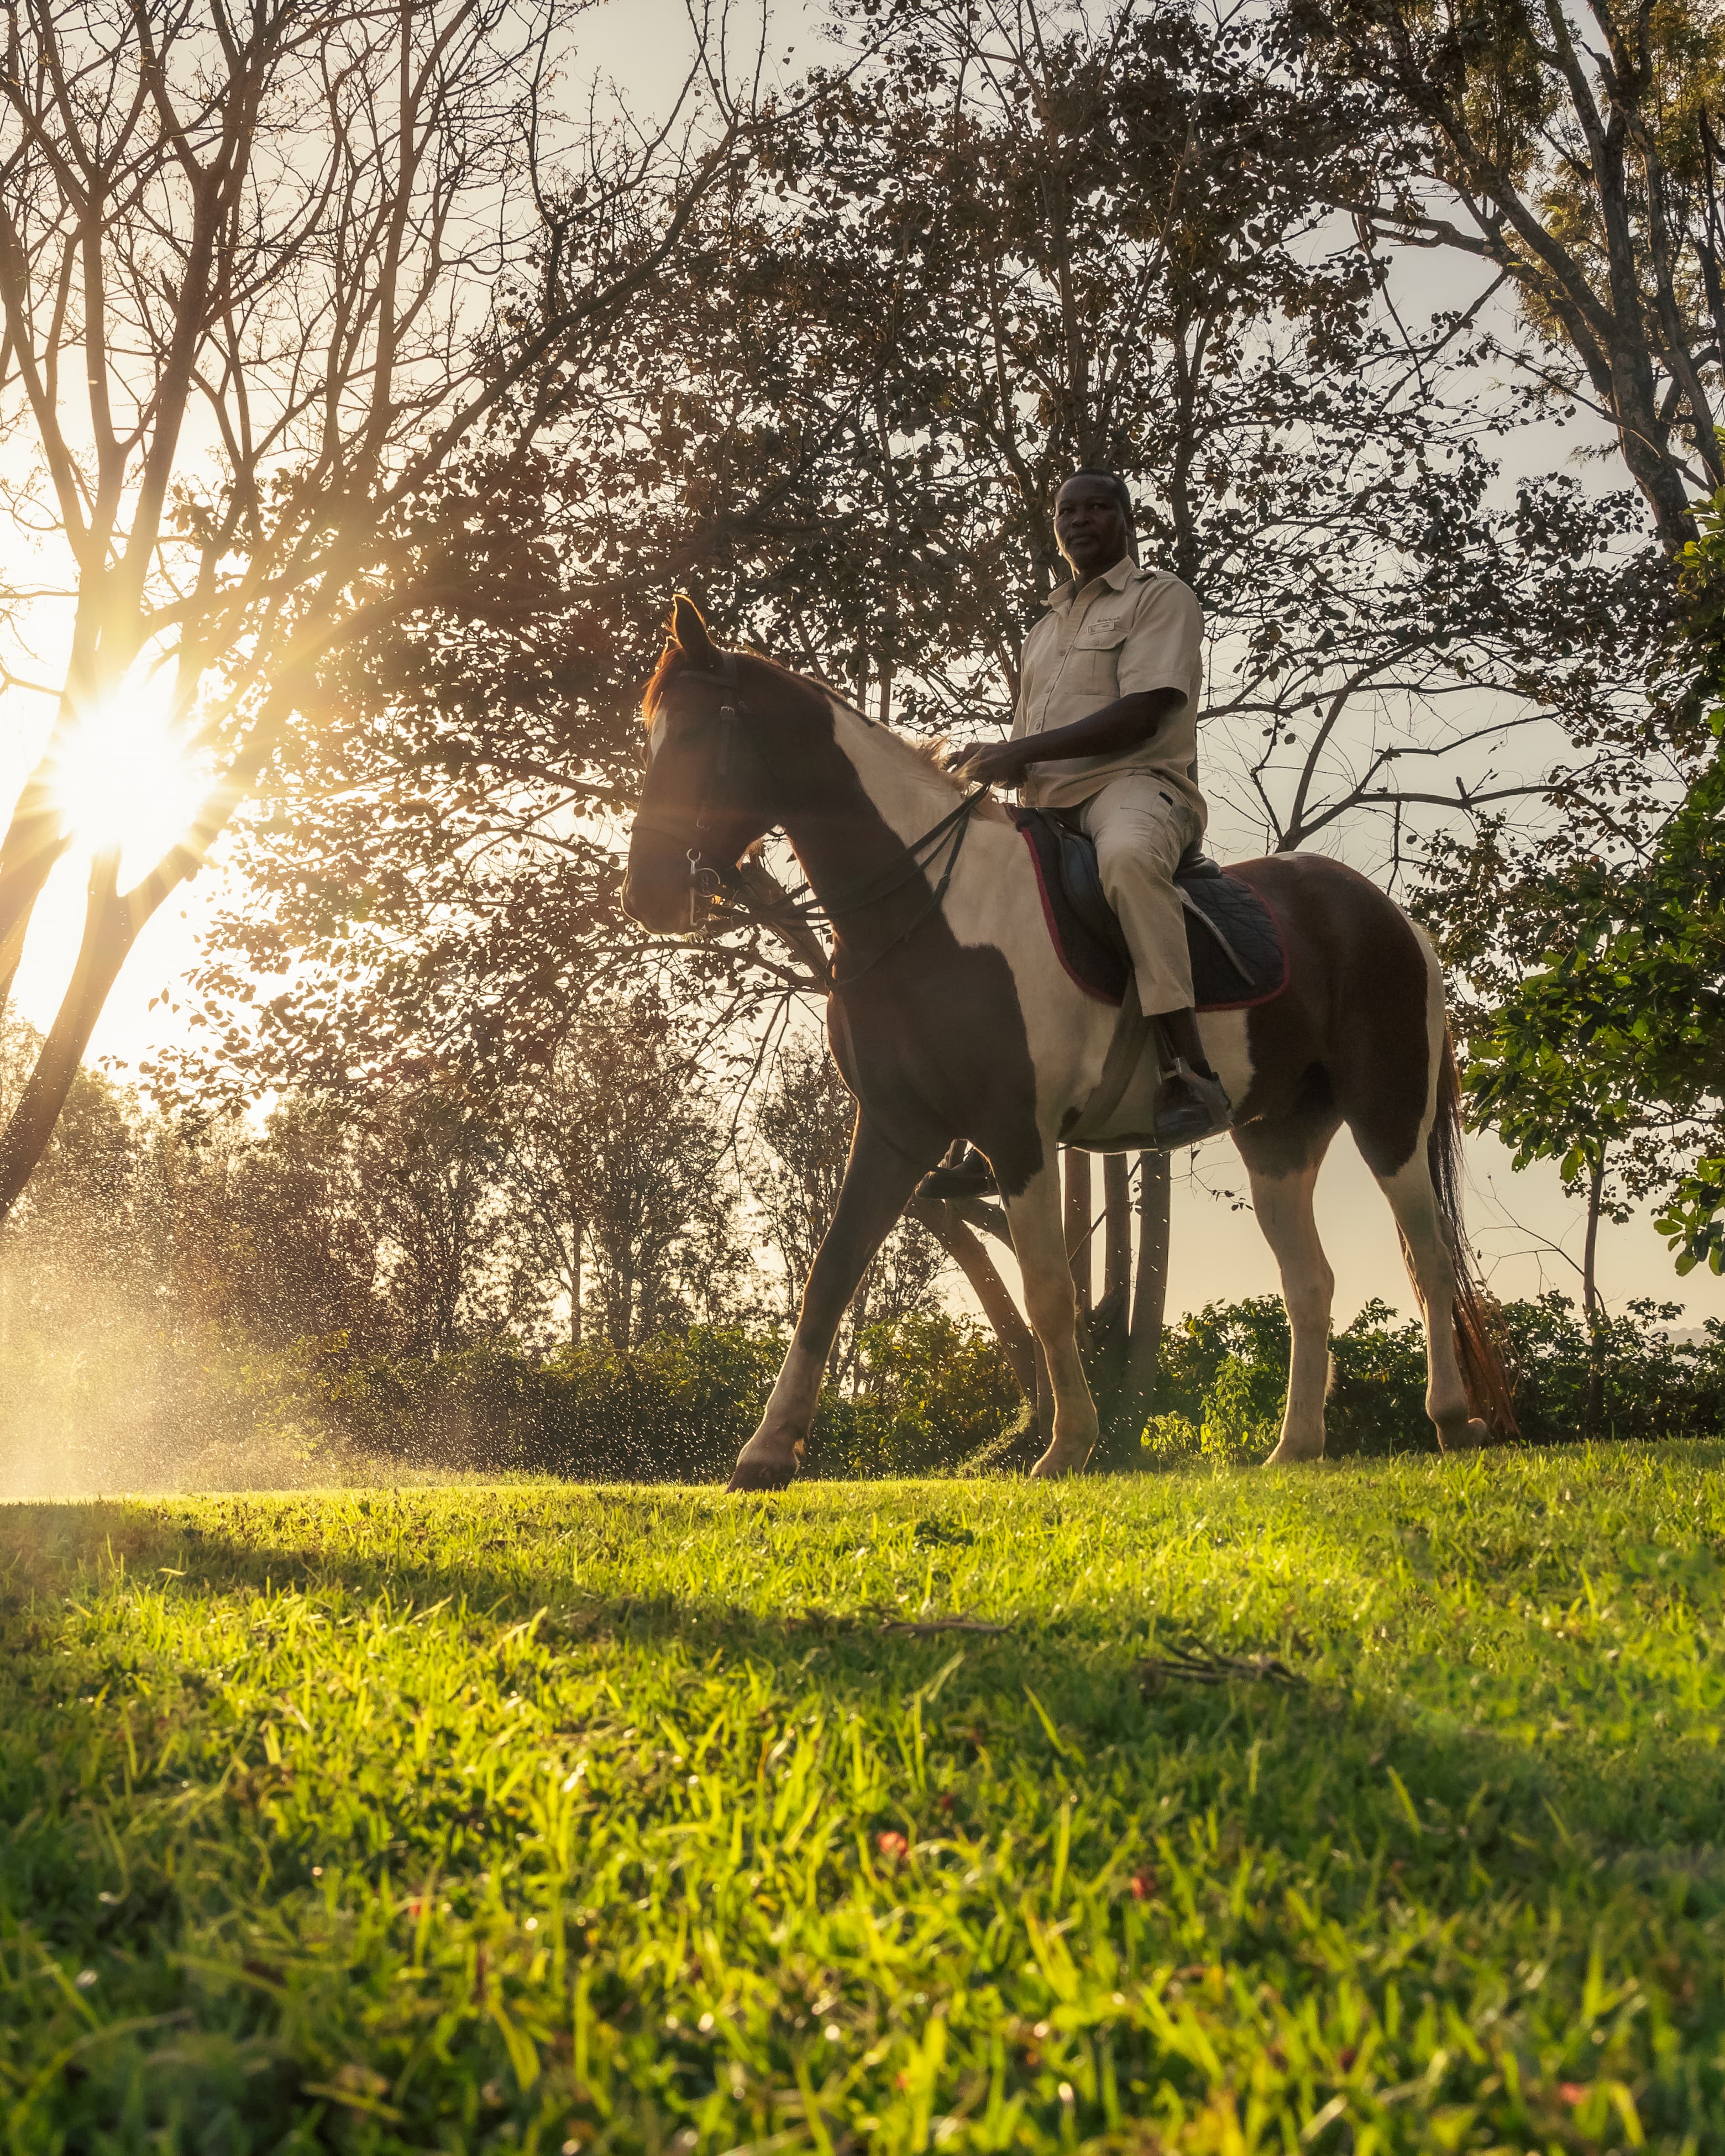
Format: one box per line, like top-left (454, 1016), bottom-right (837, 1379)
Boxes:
top-left (1054, 478), bottom-right (1130, 583)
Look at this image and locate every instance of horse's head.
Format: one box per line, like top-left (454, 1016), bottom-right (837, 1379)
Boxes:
top-left (622, 594), bottom-right (779, 936)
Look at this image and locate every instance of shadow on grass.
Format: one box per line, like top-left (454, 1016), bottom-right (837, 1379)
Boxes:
top-left (9, 1475), bottom-right (1725, 2156)
top-left (9, 1486), bottom-right (1725, 1889)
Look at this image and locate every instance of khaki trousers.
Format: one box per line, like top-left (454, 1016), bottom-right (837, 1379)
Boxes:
top-left (1074, 772), bottom-right (1198, 1016)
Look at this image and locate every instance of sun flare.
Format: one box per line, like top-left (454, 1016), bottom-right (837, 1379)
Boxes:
top-left (48, 665), bottom-right (210, 880)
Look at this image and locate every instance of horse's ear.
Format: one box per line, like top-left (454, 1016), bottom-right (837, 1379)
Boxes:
top-left (669, 591), bottom-right (719, 666)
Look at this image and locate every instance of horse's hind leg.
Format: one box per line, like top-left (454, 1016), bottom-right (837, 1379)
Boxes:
top-left (1234, 1113), bottom-right (1341, 1464)
top-left (1344, 926), bottom-right (1488, 1454)
top-left (728, 1116), bottom-right (932, 1492)
top-left (1373, 1151), bottom-right (1487, 1453)
top-left (1004, 1157), bottom-right (1100, 1478)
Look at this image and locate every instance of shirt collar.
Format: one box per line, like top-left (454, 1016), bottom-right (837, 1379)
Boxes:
top-left (1046, 554), bottom-right (1139, 611)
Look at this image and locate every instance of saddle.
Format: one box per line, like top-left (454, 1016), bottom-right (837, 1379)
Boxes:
top-left (1014, 809), bottom-right (1287, 1011)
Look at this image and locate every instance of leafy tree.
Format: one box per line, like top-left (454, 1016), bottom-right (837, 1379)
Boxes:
top-left (145, 1098), bottom-right (392, 1354)
top-left (1430, 485), bottom-right (1725, 1304)
top-left (145, 1083), bottom-right (510, 1359)
top-left (0, 0), bottom-right (746, 1221)
top-left (1294, 0), bottom-right (1725, 1305)
top-left (498, 990), bottom-right (747, 1348)
top-left (350, 1084), bottom-right (515, 1359)
top-left (1291, 0), bottom-right (1725, 553)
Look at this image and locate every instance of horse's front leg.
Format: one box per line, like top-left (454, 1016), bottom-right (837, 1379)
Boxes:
top-left (727, 1116), bottom-right (934, 1492)
top-left (1003, 1155), bottom-right (1100, 1479)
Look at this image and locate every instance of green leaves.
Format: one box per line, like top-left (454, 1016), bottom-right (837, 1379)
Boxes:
top-left (1446, 489), bottom-right (1725, 1272)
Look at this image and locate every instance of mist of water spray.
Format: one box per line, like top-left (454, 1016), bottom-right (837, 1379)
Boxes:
top-left (0, 1226), bottom-right (346, 1502)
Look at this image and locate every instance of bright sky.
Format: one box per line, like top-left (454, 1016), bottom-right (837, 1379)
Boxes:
top-left (4, 0), bottom-right (1721, 1334)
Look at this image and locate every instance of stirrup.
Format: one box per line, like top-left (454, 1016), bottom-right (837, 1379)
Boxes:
top-left (1152, 1059), bottom-right (1233, 1148)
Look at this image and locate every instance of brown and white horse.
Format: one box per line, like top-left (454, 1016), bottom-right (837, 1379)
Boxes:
top-left (622, 598), bottom-right (1513, 1488)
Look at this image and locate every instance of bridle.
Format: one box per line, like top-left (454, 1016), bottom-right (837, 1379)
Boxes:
top-left (636, 652), bottom-right (756, 932)
top-left (636, 651), bottom-right (989, 982)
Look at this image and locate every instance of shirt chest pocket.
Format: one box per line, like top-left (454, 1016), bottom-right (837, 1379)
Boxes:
top-left (1065, 615), bottom-right (1129, 697)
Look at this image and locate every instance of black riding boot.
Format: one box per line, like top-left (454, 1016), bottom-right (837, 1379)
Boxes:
top-left (1151, 1058), bottom-right (1233, 1147)
top-left (1149, 1004), bottom-right (1233, 1146)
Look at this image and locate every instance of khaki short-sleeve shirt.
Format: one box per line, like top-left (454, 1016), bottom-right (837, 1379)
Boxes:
top-left (1011, 557), bottom-right (1205, 826)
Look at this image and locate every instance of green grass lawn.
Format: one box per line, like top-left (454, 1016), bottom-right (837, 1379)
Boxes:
top-left (3, 1448), bottom-right (1725, 2154)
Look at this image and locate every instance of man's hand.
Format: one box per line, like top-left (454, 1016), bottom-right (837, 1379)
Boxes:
top-left (952, 689), bottom-right (1182, 780)
top-left (945, 738), bottom-right (1030, 787)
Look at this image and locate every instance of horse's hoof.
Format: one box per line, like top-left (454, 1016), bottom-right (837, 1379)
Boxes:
top-left (1028, 1444), bottom-right (1091, 1480)
top-left (1437, 1417), bottom-right (1490, 1454)
top-left (1262, 1441), bottom-right (1324, 1466)
top-left (726, 1457), bottom-right (797, 1492)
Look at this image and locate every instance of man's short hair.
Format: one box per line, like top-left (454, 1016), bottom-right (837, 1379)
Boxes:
top-left (1066, 467), bottom-right (1133, 522)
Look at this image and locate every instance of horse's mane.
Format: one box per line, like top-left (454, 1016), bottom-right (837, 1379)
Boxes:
top-left (643, 641), bottom-right (972, 801)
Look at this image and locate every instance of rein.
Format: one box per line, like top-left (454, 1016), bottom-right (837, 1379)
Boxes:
top-left (642, 656), bottom-right (988, 988)
top-left (820, 785), bottom-right (986, 988)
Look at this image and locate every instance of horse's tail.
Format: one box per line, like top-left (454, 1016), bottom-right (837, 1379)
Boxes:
top-left (1422, 1030), bottom-right (1519, 1436)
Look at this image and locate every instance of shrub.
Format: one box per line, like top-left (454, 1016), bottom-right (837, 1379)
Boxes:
top-left (1145, 1292), bottom-right (1725, 1462)
top-left (317, 1316), bottom-right (1021, 1482)
top-left (228, 1295), bottom-right (1725, 1483)
top-left (1156, 1297), bottom-right (1292, 1433)
top-left (321, 1329), bottom-right (780, 1480)
top-left (1324, 1300), bottom-right (1434, 1455)
top-left (820, 1313), bottom-right (1024, 1477)
top-left (1497, 1295), bottom-right (1725, 1445)
top-left (0, 1302), bottom-right (339, 1499)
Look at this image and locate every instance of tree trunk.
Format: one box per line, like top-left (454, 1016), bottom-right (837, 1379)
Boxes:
top-left (0, 852), bottom-right (139, 1224)
top-left (1064, 1147), bottom-right (1092, 1316)
top-left (1103, 1153), bottom-right (1131, 1303)
top-left (1582, 1147), bottom-right (1606, 1436)
top-left (570, 1218), bottom-right (583, 1347)
top-left (0, 748), bottom-right (72, 1009)
top-left (875, 656), bottom-right (894, 728)
top-left (914, 1197), bottom-right (1036, 1399)
top-left (1128, 1148), bottom-right (1170, 1420)
top-left (1085, 1148), bottom-right (1171, 1471)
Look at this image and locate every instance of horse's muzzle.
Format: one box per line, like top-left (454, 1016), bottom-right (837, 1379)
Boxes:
top-left (620, 859), bottom-right (728, 938)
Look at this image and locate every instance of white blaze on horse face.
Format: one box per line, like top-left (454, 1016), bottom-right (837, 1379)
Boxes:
top-left (647, 715), bottom-right (668, 763)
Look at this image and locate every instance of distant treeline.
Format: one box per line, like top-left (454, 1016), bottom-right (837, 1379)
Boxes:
top-left (2, 1015), bottom-right (1717, 1493)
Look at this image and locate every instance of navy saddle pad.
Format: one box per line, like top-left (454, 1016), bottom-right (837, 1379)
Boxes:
top-left (1014, 808), bottom-right (1287, 1011)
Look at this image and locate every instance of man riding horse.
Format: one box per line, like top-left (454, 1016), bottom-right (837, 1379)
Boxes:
top-left (923, 469), bottom-right (1230, 1200)
top-left (623, 476), bottom-right (1513, 1484)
